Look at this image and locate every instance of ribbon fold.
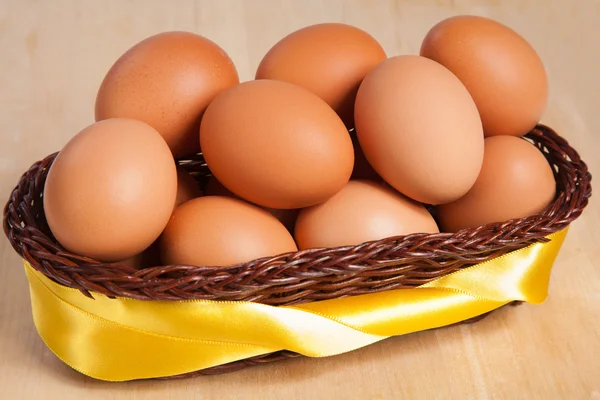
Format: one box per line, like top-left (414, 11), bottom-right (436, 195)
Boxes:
top-left (24, 229), bottom-right (567, 381)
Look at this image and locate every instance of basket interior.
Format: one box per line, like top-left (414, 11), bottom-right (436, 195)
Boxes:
top-left (3, 125), bottom-right (591, 305)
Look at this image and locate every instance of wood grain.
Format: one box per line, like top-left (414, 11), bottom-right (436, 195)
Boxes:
top-left (1, 1), bottom-right (599, 399)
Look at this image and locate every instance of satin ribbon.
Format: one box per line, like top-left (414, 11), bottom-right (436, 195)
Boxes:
top-left (24, 229), bottom-right (567, 382)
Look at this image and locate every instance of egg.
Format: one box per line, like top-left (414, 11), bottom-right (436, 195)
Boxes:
top-left (256, 23), bottom-right (386, 127)
top-left (109, 167), bottom-right (199, 269)
top-left (295, 180), bottom-right (439, 250)
top-left (175, 166), bottom-right (202, 207)
top-left (159, 196), bottom-right (298, 267)
top-left (200, 79), bottom-right (354, 209)
top-left (436, 136), bottom-right (556, 232)
top-left (204, 176), bottom-right (299, 231)
top-left (354, 55), bottom-right (484, 205)
top-left (44, 118), bottom-right (177, 262)
top-left (95, 31), bottom-right (239, 158)
top-left (420, 15), bottom-right (548, 137)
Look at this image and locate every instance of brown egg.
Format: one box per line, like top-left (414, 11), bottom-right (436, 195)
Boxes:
top-left (437, 136), bottom-right (556, 232)
top-left (200, 79), bottom-right (354, 209)
top-left (354, 55), bottom-right (484, 205)
top-left (420, 15), bottom-right (548, 137)
top-left (95, 31), bottom-right (239, 158)
top-left (160, 196), bottom-right (298, 267)
top-left (110, 168), bottom-right (199, 269)
top-left (295, 180), bottom-right (439, 250)
top-left (175, 167), bottom-right (202, 207)
top-left (204, 176), bottom-right (299, 231)
top-left (256, 23), bottom-right (386, 127)
top-left (44, 118), bottom-right (177, 262)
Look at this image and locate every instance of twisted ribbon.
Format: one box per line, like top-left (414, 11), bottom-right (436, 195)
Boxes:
top-left (24, 229), bottom-right (567, 381)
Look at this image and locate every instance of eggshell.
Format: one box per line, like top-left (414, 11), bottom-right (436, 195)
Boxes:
top-left (204, 176), bottom-right (299, 231)
top-left (175, 166), bottom-right (202, 207)
top-left (44, 118), bottom-right (177, 262)
top-left (159, 196), bottom-right (298, 267)
top-left (256, 23), bottom-right (386, 127)
top-left (200, 79), bottom-right (354, 209)
top-left (109, 168), bottom-right (199, 269)
top-left (420, 15), bottom-right (548, 137)
top-left (95, 31), bottom-right (239, 158)
top-left (354, 55), bottom-right (484, 205)
top-left (436, 136), bottom-right (556, 232)
top-left (295, 180), bottom-right (439, 250)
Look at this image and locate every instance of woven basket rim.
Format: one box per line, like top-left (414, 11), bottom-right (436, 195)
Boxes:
top-left (3, 124), bottom-right (592, 305)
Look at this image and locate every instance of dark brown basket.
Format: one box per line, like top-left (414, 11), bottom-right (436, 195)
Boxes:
top-left (3, 124), bottom-right (592, 378)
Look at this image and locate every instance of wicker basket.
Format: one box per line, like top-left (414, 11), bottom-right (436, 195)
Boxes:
top-left (3, 124), bottom-right (592, 378)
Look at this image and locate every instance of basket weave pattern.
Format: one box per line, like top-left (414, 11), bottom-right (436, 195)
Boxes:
top-left (3, 125), bottom-right (592, 377)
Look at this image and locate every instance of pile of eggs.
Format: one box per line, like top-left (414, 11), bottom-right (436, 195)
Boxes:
top-left (43, 16), bottom-right (557, 269)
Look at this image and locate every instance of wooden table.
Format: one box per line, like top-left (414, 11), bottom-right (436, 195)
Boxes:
top-left (1, 1), bottom-right (598, 398)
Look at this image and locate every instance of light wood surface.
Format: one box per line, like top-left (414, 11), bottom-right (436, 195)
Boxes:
top-left (1, 1), bottom-right (599, 399)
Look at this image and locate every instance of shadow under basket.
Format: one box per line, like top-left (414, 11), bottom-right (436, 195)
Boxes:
top-left (3, 124), bottom-right (592, 378)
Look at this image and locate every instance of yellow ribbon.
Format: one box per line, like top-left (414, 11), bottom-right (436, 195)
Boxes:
top-left (24, 229), bottom-right (567, 382)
